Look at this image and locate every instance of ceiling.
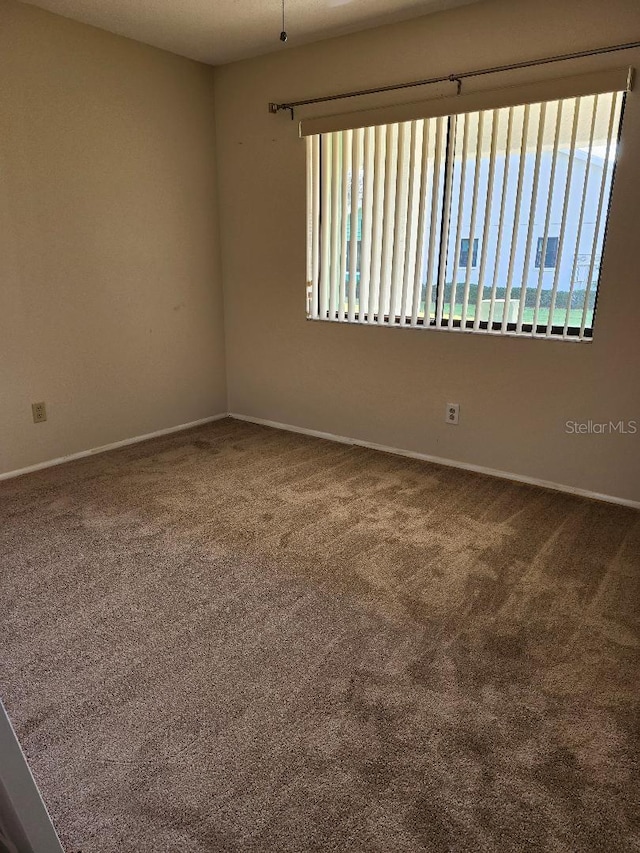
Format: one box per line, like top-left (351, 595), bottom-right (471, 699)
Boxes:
top-left (23, 0), bottom-right (484, 66)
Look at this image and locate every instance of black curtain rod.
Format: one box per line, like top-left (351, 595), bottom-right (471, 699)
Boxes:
top-left (268, 40), bottom-right (640, 119)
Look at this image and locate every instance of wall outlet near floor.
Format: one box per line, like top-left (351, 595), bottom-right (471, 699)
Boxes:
top-left (446, 403), bottom-right (459, 425)
top-left (31, 402), bottom-right (47, 423)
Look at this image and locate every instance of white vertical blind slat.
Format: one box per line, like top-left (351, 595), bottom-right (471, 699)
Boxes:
top-left (329, 132), bottom-right (341, 319)
top-left (319, 133), bottom-right (332, 318)
top-left (501, 105), bottom-right (531, 332)
top-left (369, 125), bottom-right (386, 323)
top-left (389, 122), bottom-right (411, 322)
top-left (379, 123), bottom-right (399, 323)
top-left (338, 129), bottom-right (352, 320)
top-left (310, 135), bottom-right (321, 318)
top-left (424, 117), bottom-right (445, 325)
top-left (516, 102), bottom-right (547, 333)
top-left (359, 127), bottom-right (375, 322)
top-left (474, 110), bottom-right (498, 330)
top-left (447, 112), bottom-right (470, 326)
top-left (546, 98), bottom-right (581, 336)
top-left (461, 112), bottom-right (484, 327)
top-left (531, 101), bottom-right (564, 333)
top-left (307, 136), bottom-right (320, 320)
top-left (305, 135), bottom-right (313, 307)
top-left (401, 121), bottom-right (422, 322)
top-left (436, 115), bottom-right (458, 327)
top-left (410, 119), bottom-right (431, 325)
top-left (487, 107), bottom-right (515, 329)
top-left (348, 129), bottom-right (362, 322)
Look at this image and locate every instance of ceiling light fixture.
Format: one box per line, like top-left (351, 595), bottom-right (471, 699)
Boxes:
top-left (280, 0), bottom-right (288, 43)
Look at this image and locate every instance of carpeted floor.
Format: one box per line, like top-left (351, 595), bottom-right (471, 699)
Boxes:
top-left (1, 417), bottom-right (639, 853)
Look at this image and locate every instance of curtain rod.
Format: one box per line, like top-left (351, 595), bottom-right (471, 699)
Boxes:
top-left (268, 40), bottom-right (640, 119)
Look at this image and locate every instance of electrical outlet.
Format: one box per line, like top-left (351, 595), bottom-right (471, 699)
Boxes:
top-left (32, 402), bottom-right (47, 423)
top-left (446, 403), bottom-right (459, 425)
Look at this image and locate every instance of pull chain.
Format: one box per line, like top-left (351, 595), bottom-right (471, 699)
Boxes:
top-left (280, 0), bottom-right (287, 42)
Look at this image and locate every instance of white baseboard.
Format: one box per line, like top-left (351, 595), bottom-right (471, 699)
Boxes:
top-left (0, 414), bottom-right (228, 482)
top-left (229, 413), bottom-right (640, 510)
top-left (3, 410), bottom-right (637, 509)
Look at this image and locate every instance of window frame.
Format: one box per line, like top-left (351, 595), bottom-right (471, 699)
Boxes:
top-left (307, 89), bottom-right (627, 342)
top-left (535, 236), bottom-right (560, 269)
top-left (459, 237), bottom-right (479, 269)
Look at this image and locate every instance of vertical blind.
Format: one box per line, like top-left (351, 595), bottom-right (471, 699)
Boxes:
top-left (305, 86), bottom-right (626, 339)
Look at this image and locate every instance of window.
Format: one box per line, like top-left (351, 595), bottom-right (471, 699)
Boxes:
top-left (459, 238), bottom-right (479, 268)
top-left (305, 86), bottom-right (626, 339)
top-left (535, 236), bottom-right (559, 269)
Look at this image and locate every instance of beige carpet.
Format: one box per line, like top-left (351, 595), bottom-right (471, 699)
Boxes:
top-left (1, 418), bottom-right (639, 852)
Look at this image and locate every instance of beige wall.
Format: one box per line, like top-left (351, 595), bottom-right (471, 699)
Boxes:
top-left (214, 0), bottom-right (640, 503)
top-left (1, 0), bottom-right (638, 502)
top-left (0, 0), bottom-right (226, 475)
